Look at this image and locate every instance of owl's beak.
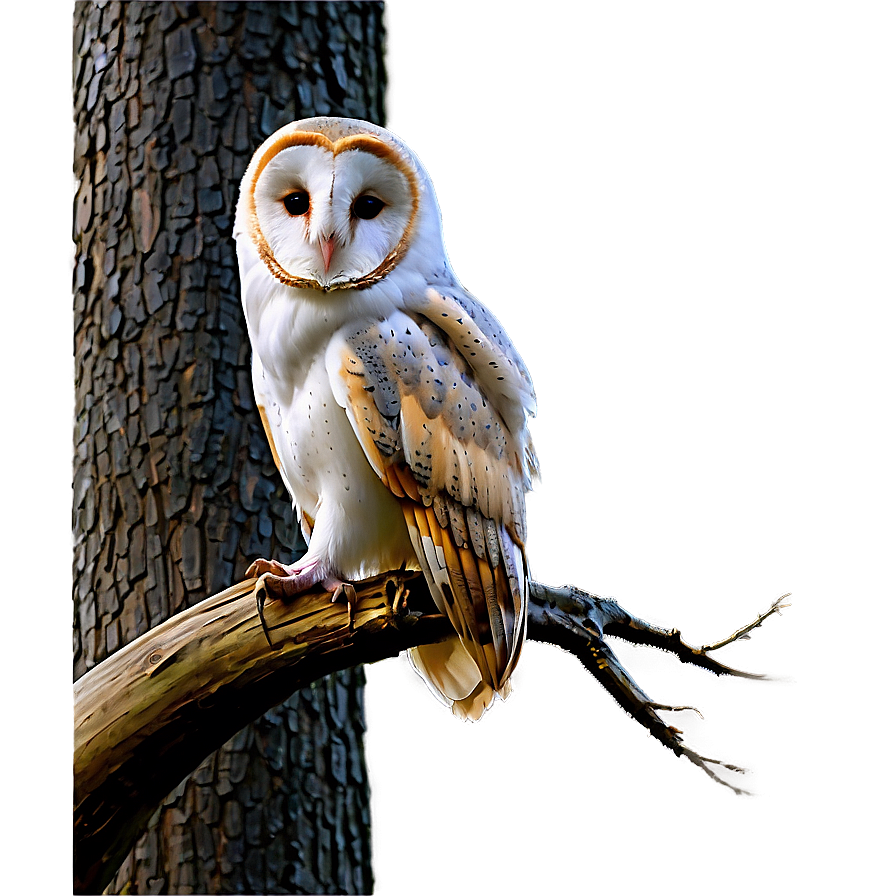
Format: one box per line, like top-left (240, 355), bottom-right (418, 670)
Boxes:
top-left (319, 234), bottom-right (336, 274)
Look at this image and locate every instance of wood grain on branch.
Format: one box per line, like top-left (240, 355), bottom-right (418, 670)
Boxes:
top-left (74, 570), bottom-right (438, 893)
top-left (74, 570), bottom-right (787, 893)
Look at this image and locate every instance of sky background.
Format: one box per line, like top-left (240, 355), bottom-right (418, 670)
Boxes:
top-left (372, 2), bottom-right (894, 893)
top-left (8, 2), bottom-right (893, 894)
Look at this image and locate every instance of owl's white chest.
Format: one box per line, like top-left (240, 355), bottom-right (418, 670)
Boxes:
top-left (246, 283), bottom-right (416, 579)
top-left (269, 353), bottom-right (366, 513)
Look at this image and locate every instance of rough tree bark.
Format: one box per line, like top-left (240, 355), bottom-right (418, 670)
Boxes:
top-left (72, 3), bottom-right (385, 892)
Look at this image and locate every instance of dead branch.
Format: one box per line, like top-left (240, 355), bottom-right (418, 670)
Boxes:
top-left (73, 572), bottom-right (787, 893)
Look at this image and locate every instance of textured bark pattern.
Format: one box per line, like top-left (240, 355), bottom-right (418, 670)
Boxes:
top-left (72, 2), bottom-right (385, 892)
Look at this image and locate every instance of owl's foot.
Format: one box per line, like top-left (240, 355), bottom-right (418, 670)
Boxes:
top-left (249, 558), bottom-right (356, 649)
top-left (244, 557), bottom-right (294, 579)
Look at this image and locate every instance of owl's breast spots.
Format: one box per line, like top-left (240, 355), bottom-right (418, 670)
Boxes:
top-left (272, 357), bottom-right (382, 510)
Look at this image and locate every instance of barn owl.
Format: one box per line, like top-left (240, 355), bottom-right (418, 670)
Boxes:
top-left (233, 118), bottom-right (538, 720)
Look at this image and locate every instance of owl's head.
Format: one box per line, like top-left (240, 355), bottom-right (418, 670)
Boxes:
top-left (235, 118), bottom-right (437, 293)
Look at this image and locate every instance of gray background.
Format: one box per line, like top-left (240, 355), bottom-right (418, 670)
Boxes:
top-left (11, 2), bottom-right (892, 894)
top-left (367, 3), bottom-right (894, 893)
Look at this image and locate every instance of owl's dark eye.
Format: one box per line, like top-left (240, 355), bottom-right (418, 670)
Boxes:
top-left (282, 191), bottom-right (310, 216)
top-left (352, 195), bottom-right (385, 220)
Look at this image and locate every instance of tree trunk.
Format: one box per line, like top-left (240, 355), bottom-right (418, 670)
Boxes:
top-left (72, 3), bottom-right (385, 892)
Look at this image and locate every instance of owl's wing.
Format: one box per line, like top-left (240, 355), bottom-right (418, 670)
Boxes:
top-left (325, 295), bottom-right (537, 714)
top-left (405, 286), bottom-right (538, 440)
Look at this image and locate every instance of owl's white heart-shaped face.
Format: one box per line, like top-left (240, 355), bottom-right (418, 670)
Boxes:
top-left (247, 131), bottom-right (420, 291)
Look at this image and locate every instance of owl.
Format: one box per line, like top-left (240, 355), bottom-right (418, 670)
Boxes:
top-left (233, 118), bottom-right (538, 720)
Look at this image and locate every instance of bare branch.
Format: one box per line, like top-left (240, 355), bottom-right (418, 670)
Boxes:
top-left (700, 593), bottom-right (792, 653)
top-left (526, 582), bottom-right (789, 794)
top-left (73, 573), bottom-right (787, 892)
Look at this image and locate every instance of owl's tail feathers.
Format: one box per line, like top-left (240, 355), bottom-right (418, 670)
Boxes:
top-left (408, 639), bottom-right (512, 722)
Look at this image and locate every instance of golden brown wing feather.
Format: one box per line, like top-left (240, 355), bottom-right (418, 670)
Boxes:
top-left (327, 306), bottom-right (534, 692)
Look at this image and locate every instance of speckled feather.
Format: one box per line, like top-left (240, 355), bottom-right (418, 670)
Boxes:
top-left (328, 309), bottom-right (534, 699)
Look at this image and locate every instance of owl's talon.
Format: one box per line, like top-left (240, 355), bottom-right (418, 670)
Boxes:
top-left (390, 580), bottom-right (410, 615)
top-left (254, 575), bottom-right (276, 650)
top-left (330, 582), bottom-right (357, 630)
top-left (251, 564), bottom-right (356, 645)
